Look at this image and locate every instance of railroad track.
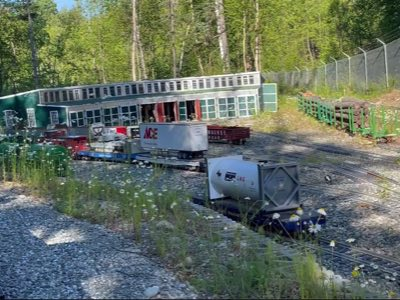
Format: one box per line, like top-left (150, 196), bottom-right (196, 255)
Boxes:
top-left (191, 199), bottom-right (400, 293)
top-left (263, 133), bottom-right (398, 162)
top-left (298, 236), bottom-right (400, 280)
top-left (301, 184), bottom-right (400, 212)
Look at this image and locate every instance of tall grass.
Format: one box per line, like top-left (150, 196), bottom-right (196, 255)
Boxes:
top-left (0, 141), bottom-right (379, 299)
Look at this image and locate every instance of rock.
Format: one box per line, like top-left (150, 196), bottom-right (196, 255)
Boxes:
top-left (144, 286), bottom-right (160, 298)
top-left (156, 220), bottom-right (175, 231)
top-left (184, 256), bottom-right (193, 267)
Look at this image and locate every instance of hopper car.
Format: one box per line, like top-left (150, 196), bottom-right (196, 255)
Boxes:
top-left (207, 125), bottom-right (250, 144)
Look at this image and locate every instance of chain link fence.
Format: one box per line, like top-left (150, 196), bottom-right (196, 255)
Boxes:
top-left (264, 37), bottom-right (400, 91)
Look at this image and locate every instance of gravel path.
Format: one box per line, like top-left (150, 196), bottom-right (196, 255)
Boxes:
top-left (0, 186), bottom-right (197, 299)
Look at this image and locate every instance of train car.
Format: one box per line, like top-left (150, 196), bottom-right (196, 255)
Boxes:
top-left (207, 125), bottom-right (250, 144)
top-left (193, 155), bottom-right (326, 234)
top-left (139, 122), bottom-right (208, 159)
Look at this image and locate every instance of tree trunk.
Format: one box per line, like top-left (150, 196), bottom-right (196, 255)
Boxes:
top-left (131, 0), bottom-right (138, 81)
top-left (137, 30), bottom-right (147, 79)
top-left (215, 0), bottom-right (230, 73)
top-left (27, 0), bottom-right (39, 89)
top-left (169, 0), bottom-right (177, 78)
top-left (254, 0), bottom-right (261, 71)
top-left (242, 6), bottom-right (247, 71)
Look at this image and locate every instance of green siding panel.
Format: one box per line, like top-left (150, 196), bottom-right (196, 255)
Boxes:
top-left (261, 83), bottom-right (278, 112)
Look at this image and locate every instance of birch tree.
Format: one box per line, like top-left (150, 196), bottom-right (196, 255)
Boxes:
top-left (215, 0), bottom-right (230, 72)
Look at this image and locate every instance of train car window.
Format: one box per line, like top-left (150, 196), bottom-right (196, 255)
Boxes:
top-left (110, 86), bottom-right (115, 96)
top-left (138, 84), bottom-right (144, 94)
top-left (183, 81), bottom-right (189, 90)
top-left (131, 84), bottom-right (137, 94)
top-left (169, 81), bottom-right (175, 91)
top-left (249, 75), bottom-right (254, 84)
top-left (125, 85), bottom-right (130, 95)
top-left (236, 76), bottom-right (242, 86)
top-left (55, 91), bottom-right (60, 102)
top-left (86, 110), bottom-right (94, 124)
top-left (95, 87), bottom-right (100, 98)
top-left (88, 88), bottom-right (95, 98)
top-left (116, 85), bottom-right (122, 95)
top-left (62, 90), bottom-right (67, 101)
top-left (221, 77), bottom-right (226, 87)
top-left (247, 95), bottom-right (256, 115)
top-left (214, 78), bottom-right (220, 88)
top-left (218, 98), bottom-right (228, 118)
top-left (238, 96), bottom-right (247, 116)
top-left (77, 111), bottom-right (84, 126)
top-left (228, 77), bottom-right (234, 86)
top-left (228, 97), bottom-right (236, 117)
top-left (103, 108), bottom-right (111, 126)
top-left (160, 82), bottom-right (166, 92)
top-left (243, 76), bottom-right (249, 85)
top-left (70, 112), bottom-right (77, 127)
top-left (68, 90), bottom-right (74, 101)
top-left (147, 83), bottom-right (152, 93)
top-left (176, 81), bottom-right (181, 90)
top-left (199, 79), bottom-right (204, 89)
top-left (44, 92), bottom-right (49, 103)
top-left (82, 89), bottom-right (88, 100)
top-left (74, 89), bottom-right (80, 100)
top-left (154, 83), bottom-right (159, 93)
top-left (94, 109), bottom-right (101, 123)
top-left (103, 87), bottom-right (109, 97)
top-left (206, 78), bottom-right (211, 88)
top-left (49, 92), bottom-right (54, 102)
top-left (192, 80), bottom-right (197, 89)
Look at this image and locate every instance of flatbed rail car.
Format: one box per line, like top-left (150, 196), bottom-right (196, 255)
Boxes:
top-left (75, 150), bottom-right (147, 162)
top-left (207, 125), bottom-right (250, 144)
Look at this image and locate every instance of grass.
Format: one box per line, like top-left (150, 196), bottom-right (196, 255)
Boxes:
top-left (0, 132), bottom-right (385, 299)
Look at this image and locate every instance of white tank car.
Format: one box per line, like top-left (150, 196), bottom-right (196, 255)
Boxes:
top-left (207, 155), bottom-right (300, 213)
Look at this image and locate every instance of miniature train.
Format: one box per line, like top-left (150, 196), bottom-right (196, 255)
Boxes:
top-left (12, 121), bottom-right (324, 233)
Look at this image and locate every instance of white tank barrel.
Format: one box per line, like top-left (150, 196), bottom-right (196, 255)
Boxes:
top-left (207, 156), bottom-right (300, 213)
top-left (209, 157), bottom-right (260, 200)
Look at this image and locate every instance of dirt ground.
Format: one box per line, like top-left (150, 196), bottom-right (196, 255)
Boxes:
top-left (372, 89), bottom-right (400, 107)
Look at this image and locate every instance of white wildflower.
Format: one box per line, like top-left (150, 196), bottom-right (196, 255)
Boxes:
top-left (346, 238), bottom-right (355, 243)
top-left (308, 223), bottom-right (322, 234)
top-left (289, 214), bottom-right (300, 222)
top-left (317, 208), bottom-right (327, 216)
top-left (272, 213), bottom-right (280, 220)
top-left (296, 207), bottom-right (304, 216)
top-left (329, 240), bottom-right (335, 247)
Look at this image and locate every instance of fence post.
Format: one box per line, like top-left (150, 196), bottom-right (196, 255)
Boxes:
top-left (358, 47), bottom-right (368, 91)
top-left (305, 67), bottom-right (309, 88)
top-left (295, 66), bottom-right (300, 87)
top-left (321, 61), bottom-right (327, 87)
top-left (376, 38), bottom-right (389, 88)
top-left (342, 52), bottom-right (351, 87)
top-left (330, 56), bottom-right (338, 90)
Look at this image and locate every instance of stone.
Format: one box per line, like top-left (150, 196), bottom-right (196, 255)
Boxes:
top-left (144, 286), bottom-right (160, 298)
top-left (156, 220), bottom-right (175, 231)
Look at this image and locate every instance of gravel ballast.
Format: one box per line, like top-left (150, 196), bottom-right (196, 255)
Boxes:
top-left (0, 187), bottom-right (197, 299)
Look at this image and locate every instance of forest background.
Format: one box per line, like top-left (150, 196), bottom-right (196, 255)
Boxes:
top-left (1, 0), bottom-right (399, 97)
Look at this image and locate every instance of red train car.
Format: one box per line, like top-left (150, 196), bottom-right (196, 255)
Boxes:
top-left (207, 125), bottom-right (250, 145)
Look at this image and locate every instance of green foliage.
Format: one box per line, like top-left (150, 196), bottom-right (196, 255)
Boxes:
top-left (1, 0), bottom-right (399, 96)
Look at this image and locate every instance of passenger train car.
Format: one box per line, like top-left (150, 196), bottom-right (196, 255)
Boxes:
top-left (0, 72), bottom-right (277, 131)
